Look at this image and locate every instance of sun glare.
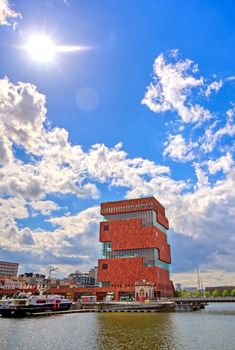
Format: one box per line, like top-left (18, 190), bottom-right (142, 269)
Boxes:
top-left (26, 35), bottom-right (56, 62)
top-left (24, 34), bottom-right (91, 63)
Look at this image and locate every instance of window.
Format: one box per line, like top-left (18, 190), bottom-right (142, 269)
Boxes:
top-left (104, 224), bottom-right (109, 231)
top-left (102, 263), bottom-right (108, 270)
top-left (101, 281), bottom-right (110, 287)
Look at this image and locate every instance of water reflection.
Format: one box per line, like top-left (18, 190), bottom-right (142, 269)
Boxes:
top-left (95, 313), bottom-right (177, 350)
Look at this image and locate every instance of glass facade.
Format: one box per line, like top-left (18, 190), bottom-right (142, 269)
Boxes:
top-left (101, 243), bottom-right (169, 271)
top-left (104, 210), bottom-right (168, 235)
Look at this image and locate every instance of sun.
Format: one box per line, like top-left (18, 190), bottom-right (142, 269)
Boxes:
top-left (26, 35), bottom-right (56, 62)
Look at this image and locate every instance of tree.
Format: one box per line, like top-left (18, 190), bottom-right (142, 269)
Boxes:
top-left (194, 290), bottom-right (201, 297)
top-left (212, 289), bottom-right (219, 297)
top-left (231, 289), bottom-right (235, 297)
top-left (180, 290), bottom-right (192, 298)
top-left (205, 291), bottom-right (210, 297)
top-left (222, 289), bottom-right (230, 297)
top-left (175, 291), bottom-right (181, 297)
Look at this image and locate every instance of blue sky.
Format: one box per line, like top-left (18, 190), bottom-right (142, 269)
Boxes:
top-left (0, 0), bottom-right (235, 286)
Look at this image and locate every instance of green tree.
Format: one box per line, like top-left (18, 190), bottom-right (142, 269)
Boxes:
top-left (231, 289), bottom-right (235, 297)
top-left (222, 289), bottom-right (230, 297)
top-left (205, 291), bottom-right (211, 297)
top-left (180, 290), bottom-right (192, 298)
top-left (212, 289), bottom-right (219, 297)
top-left (175, 291), bottom-right (181, 297)
top-left (194, 290), bottom-right (201, 297)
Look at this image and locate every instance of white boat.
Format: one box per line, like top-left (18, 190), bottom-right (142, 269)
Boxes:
top-left (0, 291), bottom-right (72, 317)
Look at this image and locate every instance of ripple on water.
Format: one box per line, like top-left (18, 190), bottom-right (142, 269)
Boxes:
top-left (0, 304), bottom-right (235, 350)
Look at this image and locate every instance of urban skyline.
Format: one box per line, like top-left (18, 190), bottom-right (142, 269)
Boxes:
top-left (0, 0), bottom-right (234, 287)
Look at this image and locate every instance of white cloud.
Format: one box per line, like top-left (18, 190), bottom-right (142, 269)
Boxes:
top-left (142, 51), bottom-right (235, 163)
top-left (0, 196), bottom-right (28, 219)
top-left (207, 153), bottom-right (234, 175)
top-left (201, 108), bottom-right (235, 153)
top-left (142, 50), bottom-right (211, 123)
top-left (164, 134), bottom-right (196, 162)
top-left (30, 200), bottom-right (60, 216)
top-left (193, 163), bottom-right (209, 189)
top-left (0, 78), bottom-right (47, 155)
top-left (172, 270), bottom-right (235, 288)
top-left (205, 80), bottom-right (222, 97)
top-left (0, 135), bottom-right (12, 165)
top-left (0, 0), bottom-right (21, 26)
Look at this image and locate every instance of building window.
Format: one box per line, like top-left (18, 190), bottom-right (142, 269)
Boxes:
top-left (102, 263), bottom-right (108, 270)
top-left (101, 281), bottom-right (110, 287)
top-left (104, 224), bottom-right (109, 231)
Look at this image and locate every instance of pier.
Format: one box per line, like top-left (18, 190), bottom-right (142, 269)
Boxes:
top-left (12, 300), bottom-right (201, 317)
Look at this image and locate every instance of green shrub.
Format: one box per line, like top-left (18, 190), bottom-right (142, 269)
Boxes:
top-left (212, 289), bottom-right (219, 297)
top-left (222, 289), bottom-right (230, 297)
top-left (231, 289), bottom-right (235, 297)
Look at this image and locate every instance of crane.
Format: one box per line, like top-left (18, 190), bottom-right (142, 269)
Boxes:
top-left (48, 266), bottom-right (59, 280)
top-left (47, 266), bottom-right (59, 290)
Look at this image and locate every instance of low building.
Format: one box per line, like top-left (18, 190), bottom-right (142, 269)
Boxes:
top-left (18, 273), bottom-right (46, 289)
top-left (135, 280), bottom-right (155, 301)
top-left (0, 277), bottom-right (21, 290)
top-left (69, 271), bottom-right (96, 287)
top-left (0, 261), bottom-right (18, 277)
top-left (183, 287), bottom-right (198, 293)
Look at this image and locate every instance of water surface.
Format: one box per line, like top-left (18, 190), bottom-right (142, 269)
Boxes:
top-left (0, 303), bottom-right (235, 350)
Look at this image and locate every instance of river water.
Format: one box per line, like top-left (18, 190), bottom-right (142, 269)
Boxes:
top-left (0, 303), bottom-right (235, 350)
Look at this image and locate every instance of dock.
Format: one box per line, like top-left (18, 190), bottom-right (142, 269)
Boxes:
top-left (23, 300), bottom-right (200, 317)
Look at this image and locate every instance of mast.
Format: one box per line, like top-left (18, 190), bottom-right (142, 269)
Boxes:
top-left (197, 267), bottom-right (201, 296)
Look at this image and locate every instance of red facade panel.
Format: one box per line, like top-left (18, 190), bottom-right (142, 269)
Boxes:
top-left (101, 197), bottom-right (169, 229)
top-left (100, 218), bottom-right (171, 263)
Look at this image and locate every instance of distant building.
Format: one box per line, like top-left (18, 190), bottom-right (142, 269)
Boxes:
top-left (76, 274), bottom-right (95, 286)
top-left (69, 268), bottom-right (97, 287)
top-left (175, 283), bottom-right (182, 291)
top-left (89, 266), bottom-right (99, 286)
top-left (0, 278), bottom-right (21, 290)
top-left (18, 273), bottom-right (46, 289)
top-left (0, 261), bottom-right (18, 277)
top-left (183, 287), bottom-right (198, 293)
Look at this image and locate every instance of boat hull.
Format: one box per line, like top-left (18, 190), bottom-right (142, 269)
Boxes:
top-left (0, 302), bottom-right (72, 317)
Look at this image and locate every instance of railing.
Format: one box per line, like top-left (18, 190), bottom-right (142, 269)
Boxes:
top-left (170, 297), bottom-right (235, 303)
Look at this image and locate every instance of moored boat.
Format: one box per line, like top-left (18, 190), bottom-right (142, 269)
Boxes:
top-left (0, 291), bottom-right (72, 317)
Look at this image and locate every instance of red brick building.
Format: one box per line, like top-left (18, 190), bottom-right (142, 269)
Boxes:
top-left (98, 197), bottom-right (174, 298)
